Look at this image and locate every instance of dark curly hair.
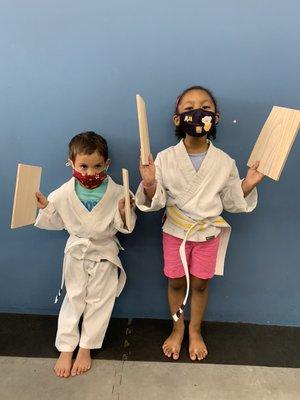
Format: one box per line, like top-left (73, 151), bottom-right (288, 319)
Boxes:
top-left (174, 86), bottom-right (219, 140)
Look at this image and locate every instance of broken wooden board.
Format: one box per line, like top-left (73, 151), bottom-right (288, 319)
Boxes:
top-left (136, 94), bottom-right (151, 165)
top-left (11, 163), bottom-right (42, 228)
top-left (122, 168), bottom-right (131, 231)
top-left (247, 106), bottom-right (300, 180)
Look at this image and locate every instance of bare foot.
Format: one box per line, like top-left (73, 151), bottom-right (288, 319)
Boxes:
top-left (162, 325), bottom-right (185, 360)
top-left (54, 352), bottom-right (73, 378)
top-left (189, 329), bottom-right (208, 361)
top-left (71, 347), bottom-right (91, 376)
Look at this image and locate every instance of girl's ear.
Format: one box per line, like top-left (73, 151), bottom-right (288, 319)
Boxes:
top-left (215, 113), bottom-right (220, 125)
top-left (173, 114), bottom-right (180, 126)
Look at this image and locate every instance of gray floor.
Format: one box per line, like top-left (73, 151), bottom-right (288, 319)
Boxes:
top-left (1, 356), bottom-right (299, 400)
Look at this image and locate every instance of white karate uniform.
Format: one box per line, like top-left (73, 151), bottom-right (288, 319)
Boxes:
top-left (35, 176), bottom-right (136, 351)
top-left (136, 139), bottom-right (258, 276)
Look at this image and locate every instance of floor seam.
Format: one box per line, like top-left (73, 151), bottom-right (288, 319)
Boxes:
top-left (111, 318), bottom-right (133, 399)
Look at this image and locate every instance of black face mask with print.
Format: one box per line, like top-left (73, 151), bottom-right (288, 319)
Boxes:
top-left (178, 108), bottom-right (217, 139)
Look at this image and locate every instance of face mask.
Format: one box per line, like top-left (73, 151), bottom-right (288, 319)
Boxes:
top-left (178, 108), bottom-right (217, 138)
top-left (72, 167), bottom-right (108, 189)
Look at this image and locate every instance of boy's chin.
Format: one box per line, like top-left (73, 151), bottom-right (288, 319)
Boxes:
top-left (86, 184), bottom-right (98, 189)
top-left (78, 181), bottom-right (97, 190)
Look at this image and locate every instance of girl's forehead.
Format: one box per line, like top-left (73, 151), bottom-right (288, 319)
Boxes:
top-left (180, 89), bottom-right (213, 105)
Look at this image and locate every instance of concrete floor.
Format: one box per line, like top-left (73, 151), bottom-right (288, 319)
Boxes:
top-left (1, 356), bottom-right (299, 400)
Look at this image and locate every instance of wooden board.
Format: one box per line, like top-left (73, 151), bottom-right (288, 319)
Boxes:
top-left (136, 94), bottom-right (151, 165)
top-left (11, 164), bottom-right (42, 229)
top-left (122, 168), bottom-right (131, 231)
top-left (247, 106), bottom-right (300, 181)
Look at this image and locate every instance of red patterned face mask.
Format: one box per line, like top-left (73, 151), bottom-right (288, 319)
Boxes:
top-left (72, 169), bottom-right (107, 189)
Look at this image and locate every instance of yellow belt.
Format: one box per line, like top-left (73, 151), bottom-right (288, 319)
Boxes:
top-left (166, 205), bottom-right (228, 233)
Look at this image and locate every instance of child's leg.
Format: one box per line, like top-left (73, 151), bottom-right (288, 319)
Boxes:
top-left (188, 236), bottom-right (220, 361)
top-left (162, 233), bottom-right (191, 360)
top-left (54, 255), bottom-right (88, 378)
top-left (71, 259), bottom-right (118, 376)
top-left (162, 277), bottom-right (186, 360)
top-left (189, 276), bottom-right (209, 361)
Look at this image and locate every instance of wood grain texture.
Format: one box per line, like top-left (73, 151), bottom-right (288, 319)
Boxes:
top-left (136, 94), bottom-right (151, 165)
top-left (122, 168), bottom-right (131, 231)
top-left (11, 164), bottom-right (42, 229)
top-left (248, 106), bottom-right (300, 181)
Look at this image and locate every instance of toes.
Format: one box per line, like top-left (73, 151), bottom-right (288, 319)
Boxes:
top-left (71, 365), bottom-right (78, 376)
top-left (192, 350), bottom-right (200, 361)
top-left (56, 368), bottom-right (63, 377)
top-left (163, 343), bottom-right (180, 359)
top-left (200, 348), bottom-right (208, 360)
top-left (54, 365), bottom-right (62, 377)
top-left (162, 345), bottom-right (171, 357)
top-left (192, 348), bottom-right (207, 361)
top-left (80, 364), bottom-right (90, 374)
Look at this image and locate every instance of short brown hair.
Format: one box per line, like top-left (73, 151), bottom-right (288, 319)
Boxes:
top-left (68, 131), bottom-right (109, 162)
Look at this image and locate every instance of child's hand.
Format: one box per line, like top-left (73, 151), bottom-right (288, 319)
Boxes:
top-left (242, 161), bottom-right (265, 196)
top-left (139, 154), bottom-right (156, 185)
top-left (118, 195), bottom-right (135, 216)
top-left (118, 196), bottom-right (135, 228)
top-left (35, 191), bottom-right (49, 209)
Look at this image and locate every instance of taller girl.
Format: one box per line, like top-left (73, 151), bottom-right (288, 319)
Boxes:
top-left (136, 86), bottom-right (264, 361)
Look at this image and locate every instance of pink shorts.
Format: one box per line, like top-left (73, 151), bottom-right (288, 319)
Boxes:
top-left (163, 232), bottom-right (220, 280)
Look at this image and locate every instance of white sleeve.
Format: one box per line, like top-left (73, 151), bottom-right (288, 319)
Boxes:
top-left (113, 192), bottom-right (137, 234)
top-left (135, 154), bottom-right (167, 212)
top-left (220, 161), bottom-right (258, 213)
top-left (34, 193), bottom-right (65, 230)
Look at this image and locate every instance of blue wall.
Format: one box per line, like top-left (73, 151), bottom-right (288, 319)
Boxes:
top-left (0, 0), bottom-right (299, 326)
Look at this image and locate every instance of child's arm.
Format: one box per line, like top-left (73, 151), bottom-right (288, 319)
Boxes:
top-left (34, 191), bottom-right (65, 230)
top-left (113, 194), bottom-right (136, 233)
top-left (220, 161), bottom-right (262, 213)
top-left (135, 153), bottom-right (167, 212)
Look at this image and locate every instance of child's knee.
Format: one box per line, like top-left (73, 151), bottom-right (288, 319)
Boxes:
top-left (168, 277), bottom-right (186, 291)
top-left (191, 277), bottom-right (209, 293)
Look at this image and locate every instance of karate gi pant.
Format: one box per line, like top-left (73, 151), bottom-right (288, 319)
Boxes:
top-left (55, 254), bottom-right (118, 352)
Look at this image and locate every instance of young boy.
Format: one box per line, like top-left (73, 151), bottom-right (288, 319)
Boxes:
top-left (35, 131), bottom-right (136, 378)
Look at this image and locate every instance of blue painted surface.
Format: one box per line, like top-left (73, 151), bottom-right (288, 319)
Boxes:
top-left (0, 1), bottom-right (299, 325)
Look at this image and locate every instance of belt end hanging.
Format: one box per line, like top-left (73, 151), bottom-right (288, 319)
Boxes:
top-left (54, 288), bottom-right (62, 304)
top-left (172, 304), bottom-right (185, 322)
